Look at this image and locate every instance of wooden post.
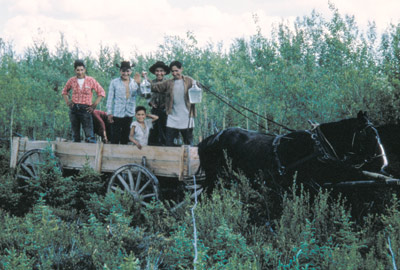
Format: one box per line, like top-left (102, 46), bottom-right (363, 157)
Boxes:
top-left (94, 142), bottom-right (104, 173)
top-left (10, 137), bottom-right (20, 169)
top-left (179, 145), bottom-right (187, 181)
top-left (21, 137), bottom-right (28, 155)
top-left (187, 146), bottom-right (192, 177)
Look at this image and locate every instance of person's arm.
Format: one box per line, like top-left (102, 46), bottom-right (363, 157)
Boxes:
top-left (148, 113), bottom-right (159, 122)
top-left (88, 79), bottom-right (105, 113)
top-left (62, 94), bottom-right (73, 108)
top-left (88, 96), bottom-right (102, 113)
top-left (62, 79), bottom-right (73, 108)
top-left (129, 126), bottom-right (142, 150)
top-left (145, 72), bottom-right (168, 93)
top-left (102, 130), bottom-right (108, 143)
top-left (92, 111), bottom-right (106, 140)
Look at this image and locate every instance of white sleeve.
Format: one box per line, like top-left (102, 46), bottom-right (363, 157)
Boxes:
top-left (130, 121), bottom-right (139, 129)
top-left (146, 119), bottom-right (153, 129)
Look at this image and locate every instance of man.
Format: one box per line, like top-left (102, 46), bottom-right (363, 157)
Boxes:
top-left (62, 59), bottom-right (105, 143)
top-left (147, 61), bottom-right (170, 146)
top-left (92, 110), bottom-right (112, 143)
top-left (147, 61), bottom-right (198, 146)
top-left (107, 61), bottom-right (141, 144)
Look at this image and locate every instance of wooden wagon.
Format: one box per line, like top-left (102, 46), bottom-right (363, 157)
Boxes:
top-left (10, 137), bottom-right (203, 207)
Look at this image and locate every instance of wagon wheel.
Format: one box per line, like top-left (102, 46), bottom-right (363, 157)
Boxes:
top-left (107, 164), bottom-right (159, 207)
top-left (15, 149), bottom-right (47, 185)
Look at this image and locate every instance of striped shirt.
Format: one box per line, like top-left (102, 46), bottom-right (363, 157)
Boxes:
top-left (106, 77), bottom-right (141, 118)
top-left (62, 76), bottom-right (105, 105)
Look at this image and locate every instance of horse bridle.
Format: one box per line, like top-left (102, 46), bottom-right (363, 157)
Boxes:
top-left (351, 121), bottom-right (388, 170)
top-left (273, 120), bottom-right (387, 176)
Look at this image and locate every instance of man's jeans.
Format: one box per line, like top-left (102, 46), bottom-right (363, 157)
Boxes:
top-left (111, 116), bottom-right (133, 145)
top-left (69, 104), bottom-right (96, 143)
top-left (165, 127), bottom-right (193, 146)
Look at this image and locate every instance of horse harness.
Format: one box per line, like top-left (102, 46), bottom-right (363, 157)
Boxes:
top-left (273, 120), bottom-right (371, 176)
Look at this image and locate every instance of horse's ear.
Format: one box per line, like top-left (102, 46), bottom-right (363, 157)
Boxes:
top-left (357, 110), bottom-right (368, 120)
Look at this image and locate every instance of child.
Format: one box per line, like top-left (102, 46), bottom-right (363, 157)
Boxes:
top-left (129, 106), bottom-right (159, 149)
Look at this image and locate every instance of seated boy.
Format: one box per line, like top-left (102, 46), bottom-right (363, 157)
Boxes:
top-left (129, 106), bottom-right (159, 149)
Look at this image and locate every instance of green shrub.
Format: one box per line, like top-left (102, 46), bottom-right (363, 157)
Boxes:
top-left (17, 146), bottom-right (76, 213)
top-left (0, 174), bottom-right (21, 214)
top-left (72, 163), bottom-right (104, 211)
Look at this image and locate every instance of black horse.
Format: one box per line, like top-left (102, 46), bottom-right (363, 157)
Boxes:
top-left (198, 111), bottom-right (387, 191)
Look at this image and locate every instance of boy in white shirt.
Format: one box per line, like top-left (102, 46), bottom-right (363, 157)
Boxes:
top-left (129, 106), bottom-right (159, 149)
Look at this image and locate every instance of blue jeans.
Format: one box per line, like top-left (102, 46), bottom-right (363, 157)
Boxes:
top-left (69, 104), bottom-right (96, 143)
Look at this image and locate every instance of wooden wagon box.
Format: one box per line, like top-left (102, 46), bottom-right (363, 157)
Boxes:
top-left (10, 137), bottom-right (201, 181)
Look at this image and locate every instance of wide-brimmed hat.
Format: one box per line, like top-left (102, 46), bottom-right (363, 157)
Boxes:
top-left (116, 61), bottom-right (134, 70)
top-left (149, 61), bottom-right (170, 75)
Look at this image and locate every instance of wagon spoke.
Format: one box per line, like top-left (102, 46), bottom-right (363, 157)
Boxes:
top-left (110, 186), bottom-right (124, 193)
top-left (190, 188), bottom-right (204, 199)
top-left (29, 153), bottom-right (41, 175)
top-left (127, 169), bottom-right (134, 190)
top-left (142, 193), bottom-right (156, 199)
top-left (140, 201), bottom-right (150, 207)
top-left (117, 174), bottom-right (131, 191)
top-left (138, 179), bottom-right (151, 194)
top-left (16, 174), bottom-right (30, 181)
top-left (135, 171), bottom-right (142, 191)
top-left (20, 163), bottom-right (35, 178)
top-left (31, 163), bottom-right (39, 176)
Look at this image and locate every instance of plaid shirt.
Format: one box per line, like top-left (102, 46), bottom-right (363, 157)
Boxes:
top-left (106, 77), bottom-right (141, 117)
top-left (62, 76), bottom-right (105, 105)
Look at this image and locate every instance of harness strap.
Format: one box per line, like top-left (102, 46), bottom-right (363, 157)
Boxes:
top-left (273, 125), bottom-right (342, 176)
top-left (272, 135), bottom-right (285, 175)
top-left (273, 133), bottom-right (324, 176)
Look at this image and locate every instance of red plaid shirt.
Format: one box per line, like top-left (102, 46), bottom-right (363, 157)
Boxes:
top-left (62, 76), bottom-right (105, 105)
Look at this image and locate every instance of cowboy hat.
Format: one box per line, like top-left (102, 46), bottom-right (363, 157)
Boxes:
top-left (149, 61), bottom-right (170, 75)
top-left (116, 61), bottom-right (135, 70)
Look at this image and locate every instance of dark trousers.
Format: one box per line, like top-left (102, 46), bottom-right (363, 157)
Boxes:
top-left (69, 104), bottom-right (96, 143)
top-left (166, 127), bottom-right (193, 146)
top-left (111, 116), bottom-right (133, 144)
top-left (148, 108), bottom-right (167, 146)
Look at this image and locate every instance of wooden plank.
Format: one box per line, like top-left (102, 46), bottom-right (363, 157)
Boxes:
top-left (55, 142), bottom-right (97, 170)
top-left (94, 142), bottom-right (104, 172)
top-left (10, 137), bottom-right (20, 168)
top-left (101, 156), bottom-right (181, 176)
top-left (54, 142), bottom-right (97, 156)
top-left (20, 140), bottom-right (48, 152)
top-left (102, 144), bottom-right (183, 161)
top-left (57, 153), bottom-right (95, 170)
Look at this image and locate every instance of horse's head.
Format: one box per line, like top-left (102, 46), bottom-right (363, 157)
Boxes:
top-left (350, 111), bottom-right (388, 172)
